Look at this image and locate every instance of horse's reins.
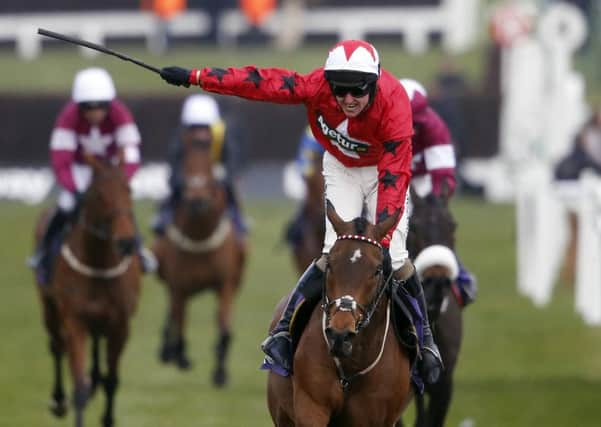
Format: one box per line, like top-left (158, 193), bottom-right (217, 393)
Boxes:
top-left (321, 234), bottom-right (395, 390)
top-left (166, 216), bottom-right (231, 253)
top-left (62, 190), bottom-right (135, 279)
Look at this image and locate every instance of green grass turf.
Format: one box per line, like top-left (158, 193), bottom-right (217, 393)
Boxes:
top-left (0, 197), bottom-right (600, 426)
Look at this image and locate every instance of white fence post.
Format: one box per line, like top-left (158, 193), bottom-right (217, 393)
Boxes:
top-left (575, 171), bottom-right (601, 325)
top-left (516, 163), bottom-right (568, 306)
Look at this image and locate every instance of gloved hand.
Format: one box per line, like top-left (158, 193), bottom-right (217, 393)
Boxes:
top-left (160, 66), bottom-right (191, 87)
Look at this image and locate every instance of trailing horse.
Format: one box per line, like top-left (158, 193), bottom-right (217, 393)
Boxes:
top-left (33, 154), bottom-right (141, 427)
top-left (152, 136), bottom-right (246, 386)
top-left (397, 186), bottom-right (463, 427)
top-left (285, 148), bottom-right (325, 275)
top-left (267, 201), bottom-right (412, 427)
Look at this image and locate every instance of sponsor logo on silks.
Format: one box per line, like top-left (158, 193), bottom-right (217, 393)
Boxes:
top-left (317, 115), bottom-right (370, 159)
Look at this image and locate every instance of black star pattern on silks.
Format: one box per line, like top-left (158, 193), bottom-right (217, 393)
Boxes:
top-left (383, 140), bottom-right (401, 155)
top-left (377, 208), bottom-right (391, 223)
top-left (208, 68), bottom-right (229, 83)
top-left (244, 68), bottom-right (263, 88)
top-left (380, 170), bottom-right (400, 190)
top-left (280, 75), bottom-right (296, 94)
top-left (377, 207), bottom-right (400, 224)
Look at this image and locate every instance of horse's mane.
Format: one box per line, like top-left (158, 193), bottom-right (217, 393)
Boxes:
top-left (352, 217), bottom-right (368, 235)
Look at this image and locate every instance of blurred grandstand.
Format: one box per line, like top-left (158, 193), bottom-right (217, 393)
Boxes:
top-left (1, 1), bottom-right (480, 59)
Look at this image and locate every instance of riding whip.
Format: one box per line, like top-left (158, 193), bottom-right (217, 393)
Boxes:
top-left (37, 28), bottom-right (161, 74)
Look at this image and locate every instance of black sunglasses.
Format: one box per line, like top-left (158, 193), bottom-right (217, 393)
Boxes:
top-left (79, 101), bottom-right (109, 111)
top-left (330, 82), bottom-right (371, 98)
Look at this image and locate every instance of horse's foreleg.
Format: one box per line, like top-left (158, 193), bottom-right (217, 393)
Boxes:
top-left (170, 294), bottom-right (192, 370)
top-left (414, 392), bottom-right (428, 427)
top-left (89, 334), bottom-right (102, 397)
top-left (213, 281), bottom-right (235, 387)
top-left (425, 376), bottom-right (453, 427)
top-left (101, 324), bottom-right (128, 427)
top-left (64, 321), bottom-right (90, 427)
top-left (40, 295), bottom-right (67, 418)
top-left (294, 390), bottom-right (331, 427)
top-left (159, 303), bottom-right (176, 364)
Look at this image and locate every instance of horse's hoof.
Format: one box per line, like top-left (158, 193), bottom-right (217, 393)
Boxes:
top-left (212, 368), bottom-right (227, 387)
top-left (176, 356), bottom-right (192, 371)
top-left (49, 400), bottom-right (68, 418)
top-left (102, 413), bottom-right (114, 427)
top-left (159, 346), bottom-right (174, 364)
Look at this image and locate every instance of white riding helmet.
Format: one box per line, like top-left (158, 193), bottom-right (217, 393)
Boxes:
top-left (181, 94), bottom-right (221, 126)
top-left (72, 67), bottom-right (116, 103)
top-left (324, 39), bottom-right (380, 78)
top-left (399, 78), bottom-right (428, 101)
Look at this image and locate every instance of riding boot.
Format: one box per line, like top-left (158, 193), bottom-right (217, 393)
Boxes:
top-left (397, 270), bottom-right (443, 385)
top-left (29, 208), bottom-right (69, 270)
top-left (152, 197), bottom-right (176, 236)
top-left (261, 259), bottom-right (325, 372)
top-left (225, 182), bottom-right (248, 239)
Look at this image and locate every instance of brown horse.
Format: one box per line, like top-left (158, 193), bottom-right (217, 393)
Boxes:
top-left (397, 186), bottom-right (462, 427)
top-left (267, 201), bottom-right (412, 426)
top-left (34, 154), bottom-right (141, 427)
top-left (287, 153), bottom-right (325, 274)
top-left (152, 137), bottom-right (246, 386)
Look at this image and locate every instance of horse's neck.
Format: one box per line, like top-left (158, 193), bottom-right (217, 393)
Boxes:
top-left (68, 222), bottom-right (120, 267)
top-left (174, 197), bottom-right (225, 240)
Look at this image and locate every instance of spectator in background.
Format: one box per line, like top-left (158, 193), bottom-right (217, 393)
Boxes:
top-left (555, 110), bottom-right (601, 181)
top-left (152, 94), bottom-right (248, 244)
top-left (28, 68), bottom-right (155, 284)
top-left (141, 0), bottom-right (187, 54)
top-left (239, 0), bottom-right (276, 43)
top-left (554, 109), bottom-right (601, 283)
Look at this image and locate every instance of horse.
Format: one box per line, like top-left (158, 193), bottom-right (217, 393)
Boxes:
top-left (397, 185), bottom-right (462, 427)
top-left (267, 201), bottom-right (412, 426)
top-left (286, 151), bottom-right (325, 275)
top-left (152, 136), bottom-right (246, 386)
top-left (34, 153), bottom-right (142, 427)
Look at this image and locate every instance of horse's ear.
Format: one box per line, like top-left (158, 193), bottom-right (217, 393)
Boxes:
top-left (326, 199), bottom-right (345, 235)
top-left (374, 209), bottom-right (400, 242)
top-left (409, 184), bottom-right (421, 205)
top-left (439, 179), bottom-right (451, 206)
top-left (115, 147), bottom-right (126, 168)
top-left (83, 153), bottom-right (101, 170)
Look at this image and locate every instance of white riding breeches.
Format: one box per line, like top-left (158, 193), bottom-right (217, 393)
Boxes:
top-left (322, 151), bottom-right (410, 271)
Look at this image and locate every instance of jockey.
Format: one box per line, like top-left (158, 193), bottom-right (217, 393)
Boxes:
top-left (29, 67), bottom-right (155, 282)
top-left (283, 126), bottom-right (325, 247)
top-left (400, 78), bottom-right (477, 307)
top-left (151, 94), bottom-right (248, 241)
top-left (158, 39), bottom-right (443, 384)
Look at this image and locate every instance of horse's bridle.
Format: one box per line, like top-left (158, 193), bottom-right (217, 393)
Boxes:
top-left (321, 234), bottom-right (393, 335)
top-left (321, 234), bottom-right (394, 390)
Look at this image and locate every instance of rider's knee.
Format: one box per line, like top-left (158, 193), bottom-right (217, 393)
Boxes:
top-left (393, 260), bottom-right (415, 281)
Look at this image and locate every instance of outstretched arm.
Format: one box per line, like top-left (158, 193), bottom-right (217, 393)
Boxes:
top-left (160, 65), bottom-right (315, 104)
